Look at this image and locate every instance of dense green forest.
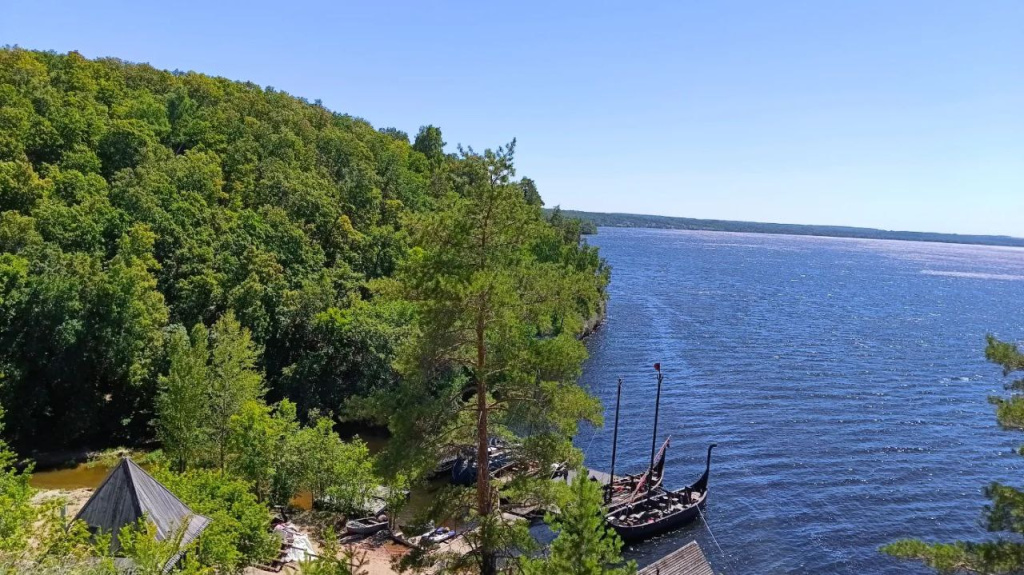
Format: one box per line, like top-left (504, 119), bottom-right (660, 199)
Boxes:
top-left (0, 48), bottom-right (608, 453)
top-left (555, 209), bottom-right (1024, 247)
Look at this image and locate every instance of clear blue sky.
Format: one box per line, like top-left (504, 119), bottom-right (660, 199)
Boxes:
top-left (4, 1), bottom-right (1022, 236)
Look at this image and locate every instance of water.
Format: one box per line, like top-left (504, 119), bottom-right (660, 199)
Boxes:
top-left (30, 463), bottom-right (117, 491)
top-left (576, 228), bottom-right (1024, 574)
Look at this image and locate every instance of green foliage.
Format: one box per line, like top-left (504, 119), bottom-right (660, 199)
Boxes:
top-left (520, 474), bottom-right (635, 575)
top-left (412, 126), bottom-right (445, 164)
top-left (0, 48), bottom-right (607, 456)
top-left (206, 312), bottom-right (265, 469)
top-left (0, 407), bottom-right (120, 572)
top-left (156, 313), bottom-right (265, 471)
top-left (114, 520), bottom-right (212, 575)
top-left (884, 335), bottom-right (1024, 573)
top-left (519, 177), bottom-right (543, 208)
top-left (300, 529), bottom-right (368, 575)
top-left (0, 405), bottom-right (35, 556)
top-left (153, 467), bottom-right (276, 572)
top-left (367, 141), bottom-right (606, 573)
top-left (226, 399), bottom-right (301, 505)
top-left (157, 324), bottom-right (211, 472)
top-left (292, 413), bottom-right (378, 513)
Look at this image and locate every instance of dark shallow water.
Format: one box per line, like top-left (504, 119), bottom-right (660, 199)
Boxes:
top-left (576, 228), bottom-right (1024, 574)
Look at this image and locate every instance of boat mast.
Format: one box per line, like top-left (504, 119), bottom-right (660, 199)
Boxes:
top-left (647, 363), bottom-right (664, 497)
top-left (606, 377), bottom-right (623, 503)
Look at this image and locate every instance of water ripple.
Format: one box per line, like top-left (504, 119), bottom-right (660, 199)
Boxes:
top-left (578, 229), bottom-right (1024, 574)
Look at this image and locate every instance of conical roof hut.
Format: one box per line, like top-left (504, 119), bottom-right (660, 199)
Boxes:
top-left (74, 458), bottom-right (210, 561)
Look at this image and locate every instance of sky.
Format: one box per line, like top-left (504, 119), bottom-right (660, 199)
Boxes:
top-left (3, 1), bottom-right (1022, 236)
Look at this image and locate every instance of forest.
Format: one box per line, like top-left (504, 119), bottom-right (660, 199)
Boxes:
top-left (0, 47), bottom-right (626, 574)
top-left (0, 48), bottom-right (608, 454)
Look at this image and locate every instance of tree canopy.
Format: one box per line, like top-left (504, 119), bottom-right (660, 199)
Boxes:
top-left (0, 48), bottom-right (607, 453)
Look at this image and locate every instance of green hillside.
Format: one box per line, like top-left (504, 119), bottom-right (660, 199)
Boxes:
top-left (0, 49), bottom-right (607, 451)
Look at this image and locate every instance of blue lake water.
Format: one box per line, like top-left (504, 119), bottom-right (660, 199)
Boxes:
top-left (576, 228), bottom-right (1024, 574)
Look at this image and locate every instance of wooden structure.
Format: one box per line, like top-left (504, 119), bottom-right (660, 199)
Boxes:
top-left (74, 458), bottom-right (209, 572)
top-left (638, 541), bottom-right (714, 575)
top-left (606, 444), bottom-right (716, 542)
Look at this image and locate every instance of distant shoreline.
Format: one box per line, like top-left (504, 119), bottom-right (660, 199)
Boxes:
top-left (553, 209), bottom-right (1024, 248)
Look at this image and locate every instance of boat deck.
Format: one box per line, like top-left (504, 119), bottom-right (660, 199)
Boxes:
top-left (638, 541), bottom-right (713, 575)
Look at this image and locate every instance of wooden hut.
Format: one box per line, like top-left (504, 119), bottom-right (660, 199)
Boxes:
top-left (74, 458), bottom-right (210, 570)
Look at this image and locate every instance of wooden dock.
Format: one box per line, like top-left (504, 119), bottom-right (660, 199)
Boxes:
top-left (638, 541), bottom-right (714, 575)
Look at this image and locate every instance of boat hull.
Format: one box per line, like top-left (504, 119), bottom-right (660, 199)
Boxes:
top-left (605, 443), bottom-right (716, 544)
top-left (609, 496), bottom-right (705, 542)
top-left (346, 518), bottom-right (387, 536)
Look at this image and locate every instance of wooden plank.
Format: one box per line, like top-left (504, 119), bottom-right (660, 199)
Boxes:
top-left (638, 541), bottom-right (714, 575)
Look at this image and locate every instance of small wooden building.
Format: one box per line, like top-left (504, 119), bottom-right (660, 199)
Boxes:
top-left (74, 458), bottom-right (210, 569)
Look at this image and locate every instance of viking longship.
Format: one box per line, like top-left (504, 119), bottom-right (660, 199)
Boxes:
top-left (606, 444), bottom-right (716, 542)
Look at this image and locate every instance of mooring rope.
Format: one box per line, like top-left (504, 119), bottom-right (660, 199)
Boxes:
top-left (581, 426), bottom-right (599, 459)
top-left (698, 505), bottom-right (737, 575)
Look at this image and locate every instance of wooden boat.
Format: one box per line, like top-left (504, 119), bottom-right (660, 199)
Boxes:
top-left (606, 444), bottom-right (716, 542)
top-left (450, 438), bottom-right (515, 486)
top-left (604, 437), bottom-right (669, 510)
top-left (345, 516), bottom-right (388, 536)
top-left (601, 374), bottom-right (670, 511)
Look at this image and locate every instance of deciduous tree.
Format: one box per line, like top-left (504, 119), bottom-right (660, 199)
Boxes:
top-left (157, 324), bottom-right (211, 472)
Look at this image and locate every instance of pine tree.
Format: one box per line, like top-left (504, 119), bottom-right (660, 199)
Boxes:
top-left (521, 474), bottom-right (635, 575)
top-left (379, 141), bottom-right (604, 574)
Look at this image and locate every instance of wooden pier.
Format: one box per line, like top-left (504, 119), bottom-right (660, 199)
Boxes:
top-left (638, 541), bottom-right (714, 575)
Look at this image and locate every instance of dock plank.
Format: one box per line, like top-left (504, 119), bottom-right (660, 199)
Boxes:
top-left (638, 541), bottom-right (714, 575)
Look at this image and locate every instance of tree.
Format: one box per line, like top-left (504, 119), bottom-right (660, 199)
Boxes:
top-left (412, 125), bottom-right (448, 198)
top-left (0, 48), bottom-right (609, 464)
top-left (0, 404), bottom-right (34, 555)
top-left (226, 399), bottom-right (301, 505)
top-left (0, 404), bottom-right (113, 573)
top-left (114, 520), bottom-right (212, 575)
top-left (519, 177), bottom-right (543, 207)
top-left (412, 126), bottom-right (444, 163)
top-left (154, 468), bottom-right (277, 572)
top-left (883, 335), bottom-right (1024, 574)
top-left (520, 474), bottom-right (635, 575)
top-left (293, 414), bottom-right (377, 513)
top-left (157, 324), bottom-right (212, 472)
top-left (206, 312), bottom-right (265, 470)
top-left (382, 141), bottom-right (603, 574)
top-left (301, 530), bottom-right (368, 575)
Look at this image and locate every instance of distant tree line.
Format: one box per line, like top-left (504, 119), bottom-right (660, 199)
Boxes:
top-left (553, 209), bottom-right (1024, 247)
